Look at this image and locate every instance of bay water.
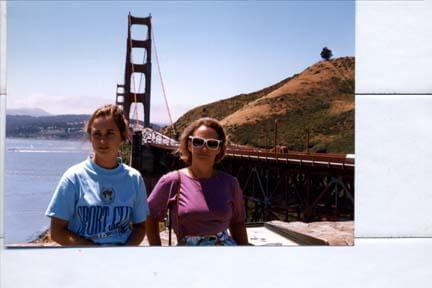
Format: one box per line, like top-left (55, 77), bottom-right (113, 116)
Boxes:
top-left (4, 138), bottom-right (93, 243)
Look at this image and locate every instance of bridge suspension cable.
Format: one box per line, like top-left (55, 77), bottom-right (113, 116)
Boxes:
top-left (151, 26), bottom-right (177, 136)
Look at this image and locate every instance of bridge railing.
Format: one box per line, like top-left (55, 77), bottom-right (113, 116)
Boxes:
top-left (225, 147), bottom-right (354, 167)
top-left (139, 127), bottom-right (179, 147)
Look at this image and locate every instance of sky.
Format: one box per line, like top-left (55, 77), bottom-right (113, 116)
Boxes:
top-left (7, 1), bottom-right (354, 124)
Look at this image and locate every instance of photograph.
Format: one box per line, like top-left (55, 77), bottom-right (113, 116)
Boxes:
top-left (4, 1), bottom-right (354, 247)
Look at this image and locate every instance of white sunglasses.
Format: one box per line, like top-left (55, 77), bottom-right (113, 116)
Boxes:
top-left (189, 136), bottom-right (222, 150)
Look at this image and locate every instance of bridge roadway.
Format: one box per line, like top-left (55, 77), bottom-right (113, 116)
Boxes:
top-left (137, 127), bottom-right (354, 168)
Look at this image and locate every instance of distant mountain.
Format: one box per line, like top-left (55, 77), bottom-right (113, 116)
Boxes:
top-left (6, 108), bottom-right (52, 117)
top-left (164, 57), bottom-right (354, 153)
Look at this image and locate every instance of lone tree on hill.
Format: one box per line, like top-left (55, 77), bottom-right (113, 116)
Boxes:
top-left (320, 47), bottom-right (333, 61)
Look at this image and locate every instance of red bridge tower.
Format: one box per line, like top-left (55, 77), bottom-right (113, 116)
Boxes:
top-left (116, 13), bottom-right (152, 127)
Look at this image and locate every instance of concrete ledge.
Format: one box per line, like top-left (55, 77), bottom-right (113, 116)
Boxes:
top-left (265, 220), bottom-right (354, 245)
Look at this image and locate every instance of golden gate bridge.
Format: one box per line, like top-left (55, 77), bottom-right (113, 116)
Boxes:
top-left (116, 14), bottom-right (354, 223)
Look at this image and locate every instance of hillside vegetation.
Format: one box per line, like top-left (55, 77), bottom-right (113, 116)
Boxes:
top-left (164, 57), bottom-right (354, 153)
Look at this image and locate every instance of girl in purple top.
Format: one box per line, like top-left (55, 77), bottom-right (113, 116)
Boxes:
top-left (146, 118), bottom-right (249, 245)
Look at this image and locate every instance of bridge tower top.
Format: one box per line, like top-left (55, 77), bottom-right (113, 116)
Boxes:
top-left (116, 13), bottom-right (152, 128)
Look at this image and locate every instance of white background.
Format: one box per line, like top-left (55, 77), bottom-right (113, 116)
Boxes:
top-left (2, 1), bottom-right (432, 287)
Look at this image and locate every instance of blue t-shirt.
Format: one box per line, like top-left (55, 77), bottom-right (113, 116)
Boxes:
top-left (46, 158), bottom-right (149, 245)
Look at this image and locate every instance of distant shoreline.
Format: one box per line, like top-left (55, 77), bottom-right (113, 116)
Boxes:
top-left (6, 135), bottom-right (87, 141)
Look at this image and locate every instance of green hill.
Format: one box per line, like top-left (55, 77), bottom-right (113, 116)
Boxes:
top-left (164, 57), bottom-right (354, 153)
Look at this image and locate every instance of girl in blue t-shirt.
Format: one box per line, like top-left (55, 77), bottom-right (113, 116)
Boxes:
top-left (46, 105), bottom-right (149, 246)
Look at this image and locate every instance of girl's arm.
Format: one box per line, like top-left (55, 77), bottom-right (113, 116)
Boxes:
top-left (126, 221), bottom-right (146, 246)
top-left (145, 217), bottom-right (162, 246)
top-left (50, 217), bottom-right (95, 246)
